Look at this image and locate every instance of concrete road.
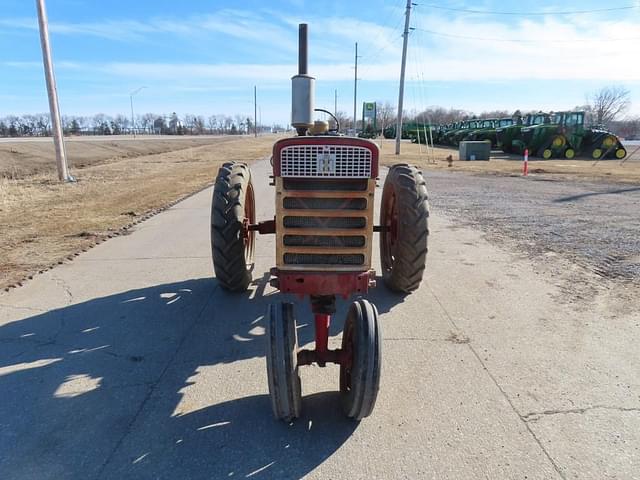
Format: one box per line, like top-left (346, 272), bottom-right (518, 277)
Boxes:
top-left (1, 159), bottom-right (639, 479)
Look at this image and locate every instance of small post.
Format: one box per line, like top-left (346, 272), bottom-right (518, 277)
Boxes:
top-left (523, 148), bottom-right (529, 176)
top-left (36, 0), bottom-right (71, 182)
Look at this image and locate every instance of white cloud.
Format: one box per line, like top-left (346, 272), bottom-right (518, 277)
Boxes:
top-left (26, 9), bottom-right (634, 82)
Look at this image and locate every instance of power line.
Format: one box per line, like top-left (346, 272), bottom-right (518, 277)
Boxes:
top-left (418, 3), bottom-right (638, 16)
top-left (413, 27), bottom-right (640, 43)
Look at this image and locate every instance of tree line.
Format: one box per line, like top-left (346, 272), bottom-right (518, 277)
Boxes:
top-left (2, 87), bottom-right (637, 139)
top-left (0, 112), bottom-right (283, 137)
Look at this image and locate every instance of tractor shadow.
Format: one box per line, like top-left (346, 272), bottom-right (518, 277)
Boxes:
top-left (0, 273), bottom-right (358, 479)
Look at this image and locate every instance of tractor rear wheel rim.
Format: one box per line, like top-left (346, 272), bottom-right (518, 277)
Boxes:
top-left (244, 182), bottom-right (256, 264)
top-left (382, 188), bottom-right (398, 270)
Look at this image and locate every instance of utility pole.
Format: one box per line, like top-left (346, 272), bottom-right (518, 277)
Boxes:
top-left (353, 42), bottom-right (359, 134)
top-left (254, 85), bottom-right (257, 137)
top-left (334, 89), bottom-right (337, 117)
top-left (129, 86), bottom-right (146, 139)
top-left (395, 0), bottom-right (413, 155)
top-left (36, 0), bottom-right (71, 182)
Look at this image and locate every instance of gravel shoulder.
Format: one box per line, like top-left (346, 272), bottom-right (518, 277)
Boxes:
top-left (423, 168), bottom-right (640, 307)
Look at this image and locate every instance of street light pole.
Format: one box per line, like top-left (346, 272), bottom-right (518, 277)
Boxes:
top-left (36, 0), bottom-right (71, 182)
top-left (129, 86), bottom-right (146, 138)
top-left (254, 85), bottom-right (257, 137)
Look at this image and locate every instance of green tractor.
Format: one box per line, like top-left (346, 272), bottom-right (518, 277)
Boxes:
top-left (464, 118), bottom-right (514, 148)
top-left (446, 120), bottom-right (481, 147)
top-left (518, 112), bottom-right (573, 159)
top-left (581, 126), bottom-right (627, 160)
top-left (514, 111), bottom-right (627, 159)
top-left (497, 113), bottom-right (548, 154)
top-left (434, 123), bottom-right (456, 145)
top-left (383, 121), bottom-right (422, 140)
top-left (410, 124), bottom-right (436, 145)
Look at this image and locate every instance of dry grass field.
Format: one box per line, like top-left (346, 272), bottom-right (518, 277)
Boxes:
top-left (0, 135), bottom-right (249, 178)
top-left (1, 134), bottom-right (638, 291)
top-left (0, 135), bottom-right (279, 290)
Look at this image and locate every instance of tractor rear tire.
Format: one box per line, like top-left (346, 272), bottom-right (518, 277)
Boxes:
top-left (340, 299), bottom-right (381, 421)
top-left (211, 162), bottom-right (255, 292)
top-left (380, 164), bottom-right (430, 293)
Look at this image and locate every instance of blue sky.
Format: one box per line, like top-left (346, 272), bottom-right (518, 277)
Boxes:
top-left (1, 0), bottom-right (639, 126)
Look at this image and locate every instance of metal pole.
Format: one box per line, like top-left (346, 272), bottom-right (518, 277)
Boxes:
top-left (129, 86), bottom-right (146, 139)
top-left (334, 89), bottom-right (337, 117)
top-left (254, 85), bottom-right (257, 137)
top-left (353, 42), bottom-right (358, 134)
top-left (395, 0), bottom-right (413, 155)
top-left (36, 0), bottom-right (70, 182)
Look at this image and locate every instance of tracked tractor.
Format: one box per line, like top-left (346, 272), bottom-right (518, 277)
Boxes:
top-left (210, 24), bottom-right (430, 422)
top-left (550, 111), bottom-right (627, 160)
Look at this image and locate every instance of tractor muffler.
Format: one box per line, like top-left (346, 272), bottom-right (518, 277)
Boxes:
top-left (291, 23), bottom-right (315, 136)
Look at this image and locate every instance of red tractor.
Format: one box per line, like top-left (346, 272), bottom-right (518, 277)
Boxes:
top-left (211, 24), bottom-right (429, 421)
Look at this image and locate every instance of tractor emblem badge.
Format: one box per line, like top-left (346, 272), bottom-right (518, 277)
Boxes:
top-left (317, 147), bottom-right (336, 174)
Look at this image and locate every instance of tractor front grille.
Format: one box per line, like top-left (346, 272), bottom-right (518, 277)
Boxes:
top-left (282, 178), bottom-right (368, 191)
top-left (283, 197), bottom-right (367, 210)
top-left (284, 235), bottom-right (366, 248)
top-left (284, 253), bottom-right (365, 265)
top-left (283, 216), bottom-right (366, 229)
top-left (276, 176), bottom-right (374, 271)
top-left (280, 145), bottom-right (372, 178)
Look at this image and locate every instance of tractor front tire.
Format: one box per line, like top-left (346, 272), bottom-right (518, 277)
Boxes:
top-left (340, 299), bottom-right (381, 421)
top-left (211, 162), bottom-right (255, 292)
top-left (380, 164), bottom-right (430, 293)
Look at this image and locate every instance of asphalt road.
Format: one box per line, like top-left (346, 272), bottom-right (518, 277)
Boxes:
top-left (1, 159), bottom-right (639, 479)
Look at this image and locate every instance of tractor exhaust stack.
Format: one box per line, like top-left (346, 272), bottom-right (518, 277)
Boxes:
top-left (291, 23), bottom-right (315, 136)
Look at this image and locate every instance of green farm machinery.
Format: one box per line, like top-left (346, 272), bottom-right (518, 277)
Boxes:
top-left (464, 118), bottom-right (514, 148)
top-left (520, 111), bottom-right (626, 159)
top-left (496, 113), bottom-right (549, 154)
top-left (581, 126), bottom-right (627, 159)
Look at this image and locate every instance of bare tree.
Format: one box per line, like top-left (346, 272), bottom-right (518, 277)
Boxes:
top-left (376, 102), bottom-right (396, 132)
top-left (589, 86), bottom-right (631, 126)
top-left (334, 111), bottom-right (351, 131)
top-left (208, 115), bottom-right (218, 133)
top-left (194, 115), bottom-right (206, 135)
top-left (140, 113), bottom-right (155, 133)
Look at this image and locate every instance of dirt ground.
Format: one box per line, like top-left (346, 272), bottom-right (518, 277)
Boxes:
top-left (0, 135), bottom-right (248, 178)
top-left (0, 135), bottom-right (279, 290)
top-left (377, 139), bottom-right (640, 184)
